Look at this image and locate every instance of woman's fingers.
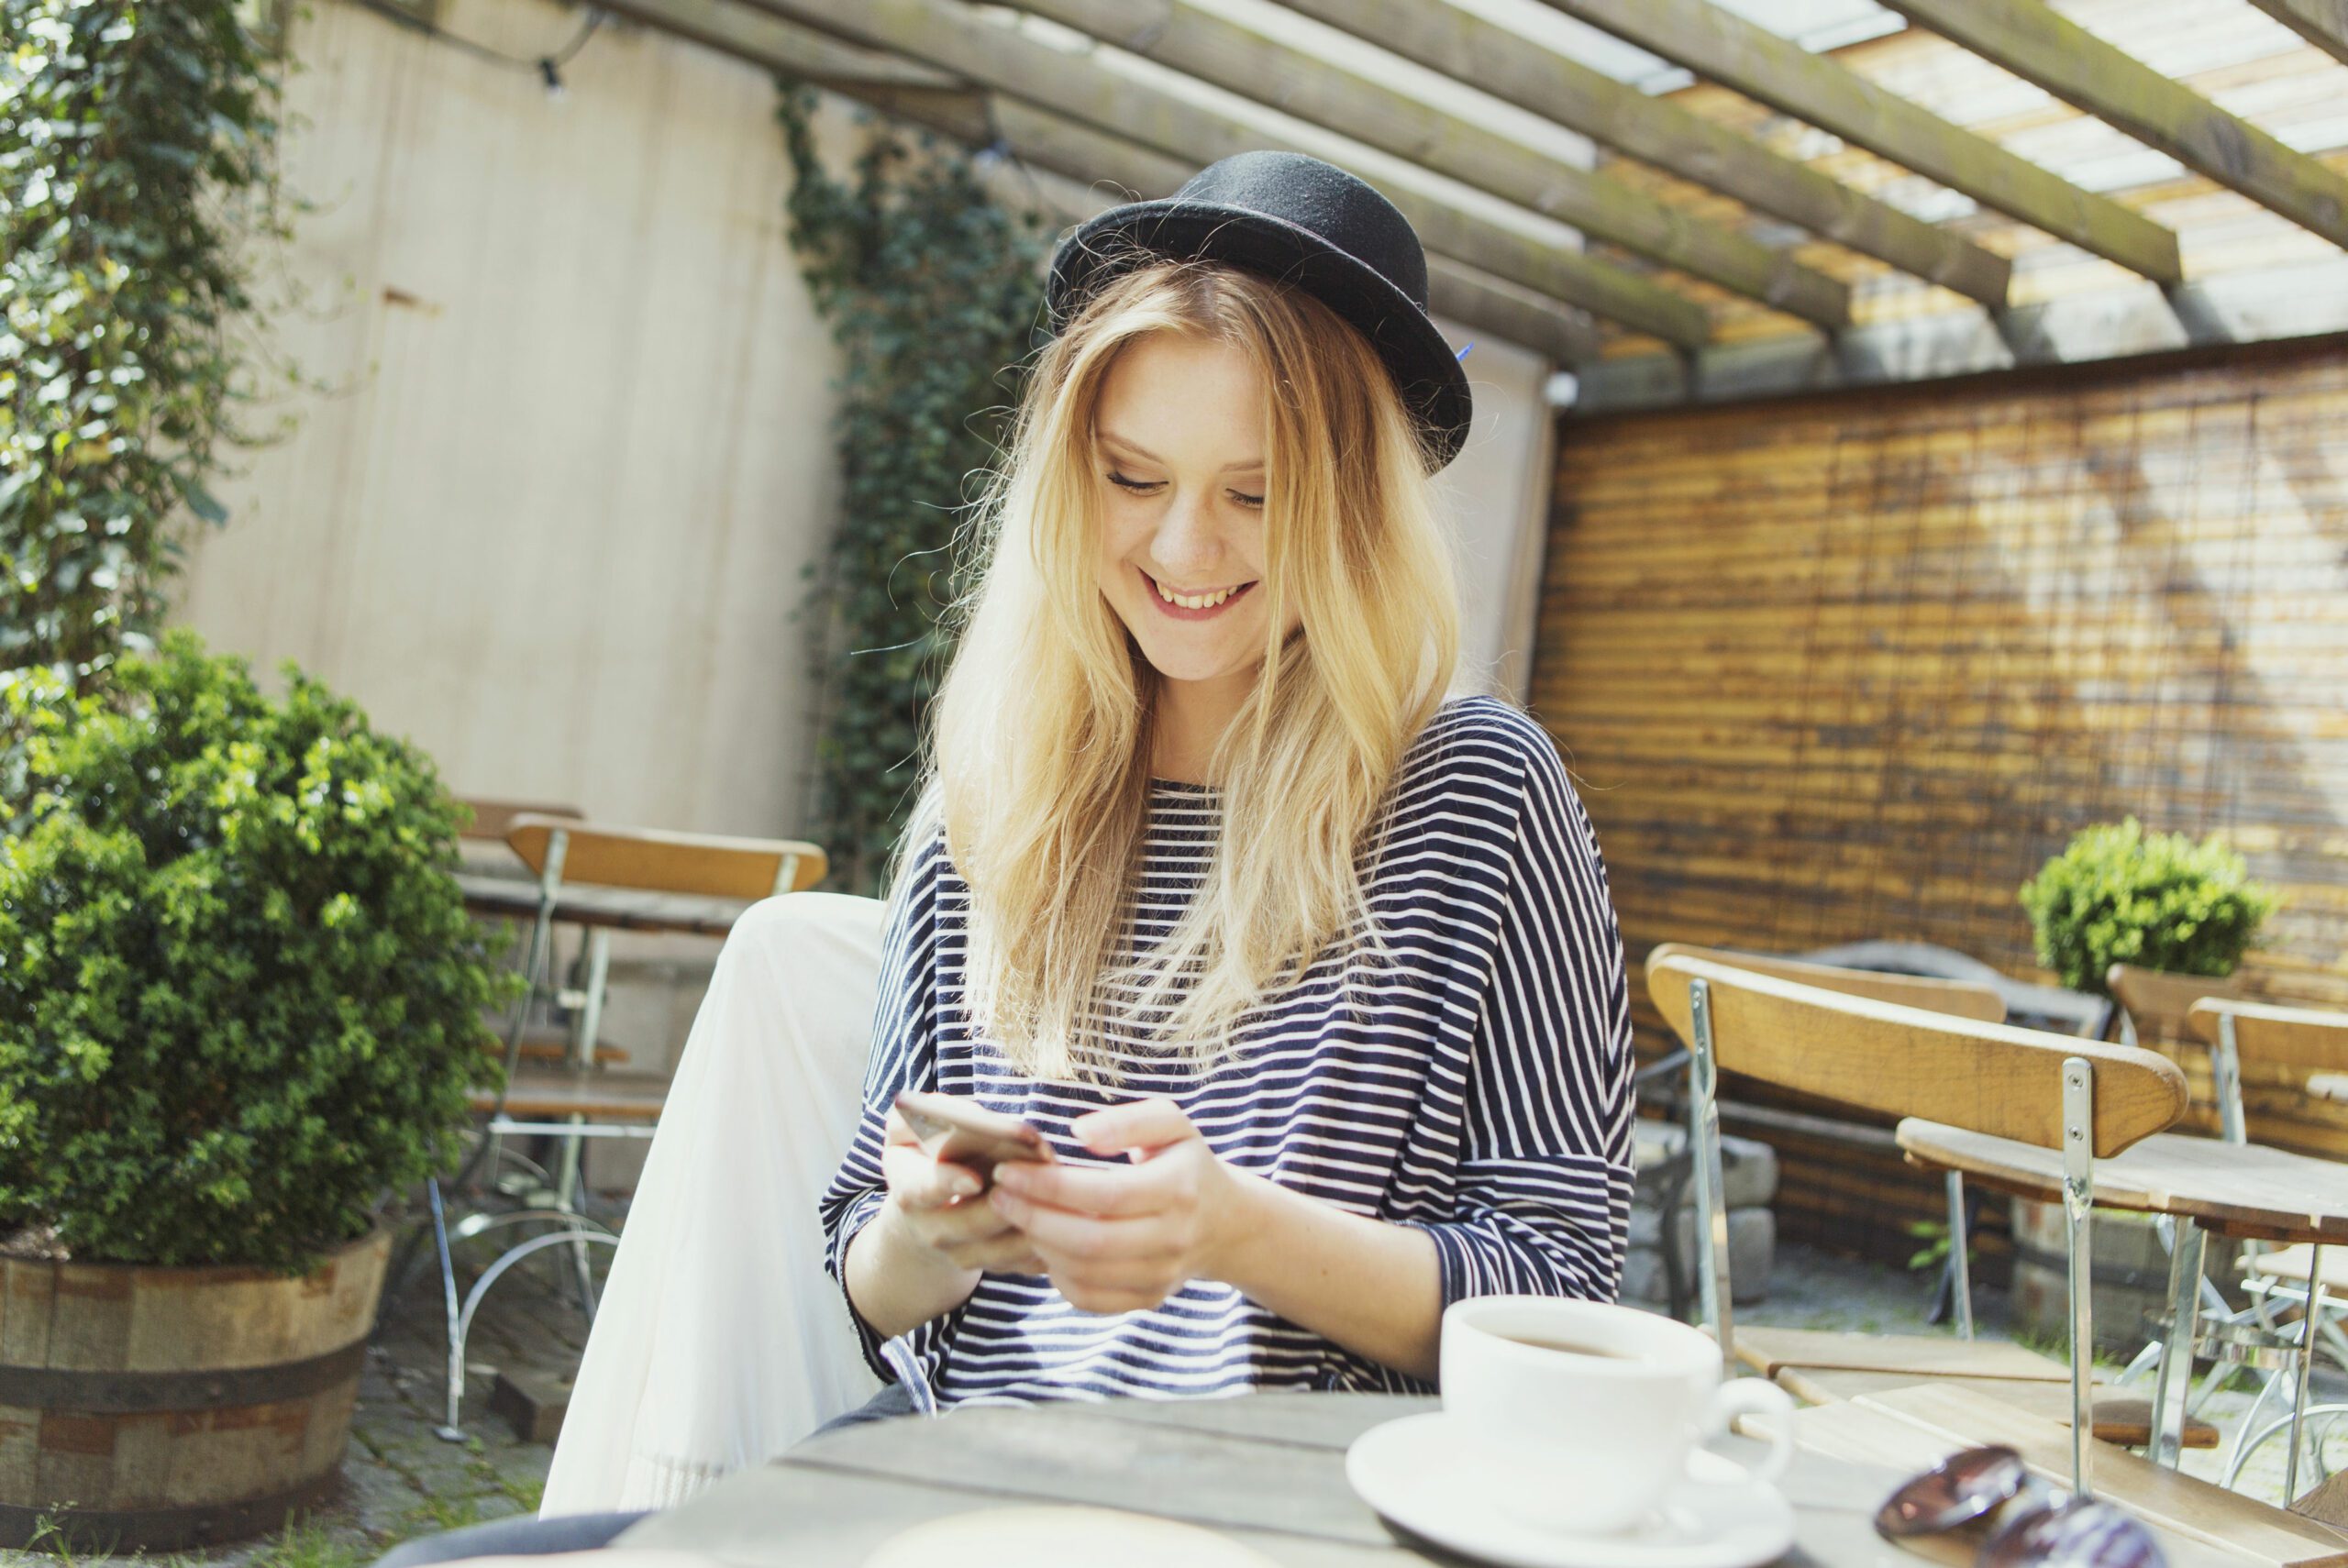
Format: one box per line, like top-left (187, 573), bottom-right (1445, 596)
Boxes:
top-left (880, 1142), bottom-right (985, 1210)
top-left (1070, 1097), bottom-right (1198, 1160)
top-left (991, 1158), bottom-right (1165, 1218)
top-left (990, 1184), bottom-right (1177, 1261)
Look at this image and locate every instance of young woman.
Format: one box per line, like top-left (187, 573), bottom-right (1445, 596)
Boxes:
top-left (821, 149), bottom-right (1635, 1417)
top-left (370, 149), bottom-right (1633, 1568)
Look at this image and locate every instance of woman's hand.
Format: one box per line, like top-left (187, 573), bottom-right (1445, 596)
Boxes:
top-left (878, 1103), bottom-right (1045, 1275)
top-left (984, 1099), bottom-right (1250, 1314)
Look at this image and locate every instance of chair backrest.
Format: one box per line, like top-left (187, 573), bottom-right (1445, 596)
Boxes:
top-left (2187, 998), bottom-right (2348, 1079)
top-left (2107, 962), bottom-right (2239, 1047)
top-left (456, 797), bottom-right (586, 843)
top-left (1648, 943), bottom-right (2007, 1025)
top-left (1646, 953), bottom-right (2186, 1158)
top-left (1645, 952), bottom-right (2186, 1501)
top-left (506, 814), bottom-right (828, 900)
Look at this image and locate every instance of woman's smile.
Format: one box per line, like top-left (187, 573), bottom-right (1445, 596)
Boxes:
top-left (1141, 567), bottom-right (1257, 621)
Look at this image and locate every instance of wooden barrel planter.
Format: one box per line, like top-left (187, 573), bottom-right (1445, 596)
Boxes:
top-left (0, 1223), bottom-right (390, 1553)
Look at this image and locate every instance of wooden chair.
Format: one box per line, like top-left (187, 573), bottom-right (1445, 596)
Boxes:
top-left (453, 799), bottom-right (623, 1067)
top-left (456, 795), bottom-right (587, 847)
top-left (1645, 950), bottom-right (2189, 1497)
top-left (2186, 997), bottom-right (2348, 1496)
top-left (1645, 945), bottom-right (2219, 1452)
top-left (2109, 964), bottom-right (2244, 1129)
top-left (426, 813), bottom-right (827, 1437)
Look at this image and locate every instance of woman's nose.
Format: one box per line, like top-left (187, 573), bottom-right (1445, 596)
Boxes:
top-left (1151, 491), bottom-right (1226, 577)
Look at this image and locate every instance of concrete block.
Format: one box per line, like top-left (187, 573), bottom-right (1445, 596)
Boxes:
top-left (490, 1364), bottom-right (574, 1445)
top-left (1621, 1206), bottom-right (1775, 1307)
top-left (1633, 1120), bottom-right (1779, 1209)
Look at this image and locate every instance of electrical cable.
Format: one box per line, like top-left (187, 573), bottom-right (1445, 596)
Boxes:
top-left (344, 0), bottom-right (604, 83)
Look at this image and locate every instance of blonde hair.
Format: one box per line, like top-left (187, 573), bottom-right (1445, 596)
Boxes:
top-left (888, 255), bottom-right (1468, 1083)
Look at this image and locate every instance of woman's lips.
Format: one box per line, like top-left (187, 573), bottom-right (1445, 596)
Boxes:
top-left (1143, 569), bottom-right (1256, 622)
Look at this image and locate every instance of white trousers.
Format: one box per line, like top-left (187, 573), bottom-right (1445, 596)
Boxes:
top-left (537, 891), bottom-right (890, 1518)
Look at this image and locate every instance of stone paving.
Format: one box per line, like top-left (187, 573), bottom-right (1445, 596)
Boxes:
top-left (14, 1210), bottom-right (2344, 1565)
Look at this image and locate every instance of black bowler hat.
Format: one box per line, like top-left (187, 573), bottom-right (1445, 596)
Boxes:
top-left (1043, 150), bottom-right (1474, 473)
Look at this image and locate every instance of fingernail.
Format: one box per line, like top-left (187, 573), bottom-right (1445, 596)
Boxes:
top-left (994, 1165), bottom-right (1027, 1191)
top-left (948, 1172), bottom-right (980, 1198)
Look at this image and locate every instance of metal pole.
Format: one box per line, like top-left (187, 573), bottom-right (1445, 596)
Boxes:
top-left (1688, 978), bottom-right (1734, 1370)
top-left (2213, 1013), bottom-right (2247, 1147)
top-left (556, 927), bottom-right (611, 1324)
top-left (1944, 1170), bottom-right (1975, 1341)
top-left (2150, 1216), bottom-right (2205, 1467)
top-left (2286, 1249), bottom-right (2324, 1504)
top-left (2062, 1056), bottom-right (2096, 1500)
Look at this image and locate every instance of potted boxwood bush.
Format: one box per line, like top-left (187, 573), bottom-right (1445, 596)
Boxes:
top-left (2019, 817), bottom-right (2277, 997)
top-left (0, 628), bottom-right (519, 1552)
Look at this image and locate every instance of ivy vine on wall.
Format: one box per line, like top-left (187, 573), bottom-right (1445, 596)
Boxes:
top-left (772, 81), bottom-right (1057, 897)
top-left (0, 0), bottom-right (307, 696)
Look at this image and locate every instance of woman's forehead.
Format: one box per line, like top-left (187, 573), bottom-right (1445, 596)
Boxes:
top-left (1094, 337), bottom-right (1268, 464)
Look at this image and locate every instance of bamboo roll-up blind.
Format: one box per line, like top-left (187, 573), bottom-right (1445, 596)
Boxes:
top-left (1538, 336), bottom-right (2348, 1262)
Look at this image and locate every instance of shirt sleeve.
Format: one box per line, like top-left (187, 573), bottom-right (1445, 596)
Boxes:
top-left (816, 825), bottom-right (962, 1382)
top-left (1410, 717), bottom-right (1638, 1308)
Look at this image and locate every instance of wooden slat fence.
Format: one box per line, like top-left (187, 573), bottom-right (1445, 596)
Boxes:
top-left (1538, 336), bottom-right (2348, 1266)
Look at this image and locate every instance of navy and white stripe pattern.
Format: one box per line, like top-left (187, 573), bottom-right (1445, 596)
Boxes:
top-left (818, 693), bottom-right (1636, 1410)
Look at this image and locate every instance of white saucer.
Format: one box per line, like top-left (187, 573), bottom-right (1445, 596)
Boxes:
top-left (1345, 1411), bottom-right (1797, 1568)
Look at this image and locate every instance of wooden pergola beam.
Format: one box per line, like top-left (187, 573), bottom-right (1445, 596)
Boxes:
top-left (1273, 0), bottom-right (2009, 308)
top-left (1880, 0), bottom-right (2348, 249)
top-left (590, 0), bottom-right (962, 86)
top-left (969, 94), bottom-right (1605, 363)
top-left (715, 0), bottom-right (1711, 347)
top-left (589, 0), bottom-right (1608, 361)
top-left (994, 0), bottom-right (1848, 330)
top-left (2243, 0), bottom-right (2348, 68)
top-left (1534, 0), bottom-right (2183, 283)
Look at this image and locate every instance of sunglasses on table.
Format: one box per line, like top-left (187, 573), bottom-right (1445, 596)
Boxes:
top-left (1875, 1445), bottom-right (2167, 1568)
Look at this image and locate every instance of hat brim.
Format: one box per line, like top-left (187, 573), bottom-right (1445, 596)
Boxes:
top-left (1046, 199), bottom-right (1472, 473)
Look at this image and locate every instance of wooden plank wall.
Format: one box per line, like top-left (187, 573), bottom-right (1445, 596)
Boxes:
top-left (1537, 335), bottom-right (2348, 1268)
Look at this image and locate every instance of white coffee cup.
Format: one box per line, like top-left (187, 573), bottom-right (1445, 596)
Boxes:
top-left (1439, 1296), bottom-right (1795, 1537)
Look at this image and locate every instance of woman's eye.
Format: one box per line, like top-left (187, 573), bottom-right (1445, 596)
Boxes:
top-left (1107, 471), bottom-right (1263, 509)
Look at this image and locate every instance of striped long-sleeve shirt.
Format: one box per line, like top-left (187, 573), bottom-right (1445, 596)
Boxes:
top-left (817, 692), bottom-right (1636, 1411)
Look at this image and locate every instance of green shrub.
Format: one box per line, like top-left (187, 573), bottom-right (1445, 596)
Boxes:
top-left (2018, 818), bottom-right (2277, 996)
top-left (0, 628), bottom-right (520, 1271)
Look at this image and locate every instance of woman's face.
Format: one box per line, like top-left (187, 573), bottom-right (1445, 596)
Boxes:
top-left (1091, 333), bottom-right (1302, 690)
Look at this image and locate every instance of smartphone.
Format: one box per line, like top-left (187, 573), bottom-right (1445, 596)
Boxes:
top-left (892, 1089), bottom-right (1057, 1188)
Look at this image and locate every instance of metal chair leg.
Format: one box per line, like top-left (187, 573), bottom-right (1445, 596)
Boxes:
top-left (2150, 1217), bottom-right (2206, 1467)
top-left (429, 1177), bottom-right (467, 1441)
top-left (2061, 1059), bottom-right (2096, 1499)
top-left (437, 1228), bottom-right (622, 1441)
top-left (2287, 1255), bottom-right (2326, 1502)
top-left (1945, 1171), bottom-right (1975, 1341)
top-left (1686, 979), bottom-right (1734, 1370)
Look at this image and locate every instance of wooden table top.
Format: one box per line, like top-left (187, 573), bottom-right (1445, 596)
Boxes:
top-left (454, 871), bottom-right (751, 940)
top-left (1896, 1121), bottom-right (2348, 1244)
top-left (606, 1389), bottom-right (2319, 1567)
